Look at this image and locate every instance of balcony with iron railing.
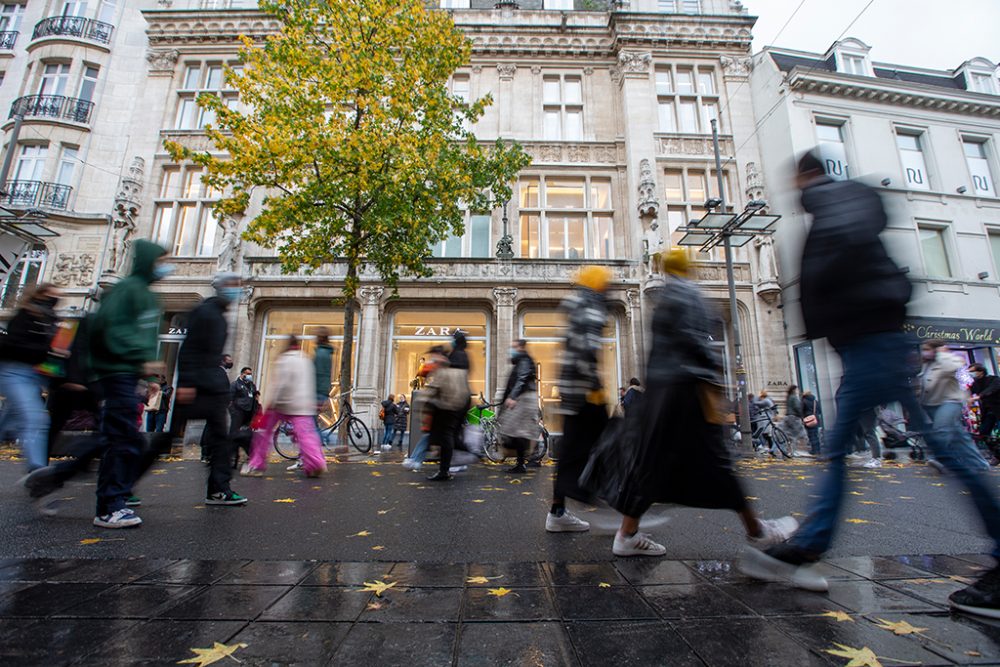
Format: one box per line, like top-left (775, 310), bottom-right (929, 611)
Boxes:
top-left (10, 95), bottom-right (95, 124)
top-left (31, 16), bottom-right (113, 46)
top-left (3, 180), bottom-right (72, 211)
top-left (0, 31), bottom-right (17, 50)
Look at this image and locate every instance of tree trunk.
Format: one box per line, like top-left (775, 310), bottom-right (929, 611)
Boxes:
top-left (337, 260), bottom-right (358, 448)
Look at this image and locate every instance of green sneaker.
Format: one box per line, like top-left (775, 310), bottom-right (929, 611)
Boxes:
top-left (206, 491), bottom-right (248, 506)
top-left (125, 496), bottom-right (142, 507)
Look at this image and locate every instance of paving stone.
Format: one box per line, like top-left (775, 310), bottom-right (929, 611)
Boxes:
top-left (895, 554), bottom-right (992, 578)
top-left (387, 562), bottom-right (467, 587)
top-left (74, 619), bottom-right (247, 666)
top-left (825, 580), bottom-right (942, 614)
top-left (260, 586), bottom-right (371, 621)
top-left (456, 621), bottom-right (577, 666)
top-left (45, 558), bottom-right (177, 584)
top-left (466, 562), bottom-right (548, 587)
top-left (567, 620), bottom-right (705, 667)
top-left (883, 578), bottom-right (967, 607)
top-left (56, 584), bottom-right (202, 619)
top-left (300, 561), bottom-right (395, 586)
top-left (553, 585), bottom-right (658, 621)
top-left (638, 583), bottom-right (755, 619)
top-left (215, 560), bottom-right (318, 586)
top-left (463, 587), bottom-right (557, 621)
top-left (0, 582), bottom-right (112, 617)
top-left (332, 621), bottom-right (456, 666)
top-left (614, 559), bottom-right (704, 586)
top-left (827, 556), bottom-right (935, 580)
top-left (358, 586), bottom-right (462, 622)
top-left (672, 617), bottom-right (827, 666)
top-left (228, 621), bottom-right (351, 666)
top-left (0, 618), bottom-right (139, 664)
top-left (0, 558), bottom-right (88, 582)
top-left (135, 559), bottom-right (251, 585)
top-left (866, 612), bottom-right (1000, 665)
top-left (546, 562), bottom-right (628, 586)
top-left (682, 559), bottom-right (751, 584)
top-left (719, 582), bottom-right (852, 617)
top-left (160, 584), bottom-right (291, 620)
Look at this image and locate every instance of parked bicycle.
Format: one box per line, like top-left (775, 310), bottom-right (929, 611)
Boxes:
top-left (273, 389), bottom-right (372, 459)
top-left (750, 408), bottom-right (792, 459)
top-left (468, 393), bottom-right (548, 464)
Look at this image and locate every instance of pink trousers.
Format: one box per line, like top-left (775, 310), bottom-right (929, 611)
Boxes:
top-left (249, 411), bottom-right (327, 475)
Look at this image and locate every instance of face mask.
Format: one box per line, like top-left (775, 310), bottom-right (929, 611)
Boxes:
top-left (218, 286), bottom-right (242, 303)
top-left (922, 350), bottom-right (936, 361)
top-left (153, 263), bottom-right (176, 280)
top-left (509, 349), bottom-right (518, 361)
top-left (244, 374), bottom-right (253, 382)
top-left (223, 361), bottom-right (234, 370)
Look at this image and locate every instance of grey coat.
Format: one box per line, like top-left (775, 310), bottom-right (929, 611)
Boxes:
top-left (557, 287), bottom-right (608, 416)
top-left (645, 277), bottom-right (722, 386)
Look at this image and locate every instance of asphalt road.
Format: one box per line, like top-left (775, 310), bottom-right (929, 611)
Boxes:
top-left (0, 454), bottom-right (996, 562)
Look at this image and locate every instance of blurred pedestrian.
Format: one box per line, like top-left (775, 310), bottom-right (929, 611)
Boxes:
top-left (90, 240), bottom-right (170, 528)
top-left (0, 283), bottom-right (60, 472)
top-left (499, 338), bottom-right (539, 473)
top-left (802, 390), bottom-right (822, 455)
top-left (156, 376), bottom-right (172, 433)
top-left (446, 329), bottom-right (472, 463)
top-left (741, 151), bottom-right (1000, 612)
top-left (393, 394), bottom-right (410, 449)
top-left (200, 354), bottom-right (233, 461)
top-left (243, 336), bottom-right (327, 477)
top-left (314, 327), bottom-right (333, 412)
top-left (424, 344), bottom-right (470, 482)
top-left (621, 377), bottom-right (644, 418)
top-left (380, 394), bottom-right (398, 447)
top-left (920, 341), bottom-right (990, 472)
top-left (970, 363), bottom-right (1000, 457)
top-left (782, 385), bottom-right (809, 455)
top-left (402, 347), bottom-right (448, 472)
top-left (583, 250), bottom-right (796, 556)
top-left (143, 382), bottom-right (162, 433)
top-left (170, 273), bottom-right (247, 505)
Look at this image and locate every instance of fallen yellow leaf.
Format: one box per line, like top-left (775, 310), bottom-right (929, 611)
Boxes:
top-left (820, 610), bottom-right (854, 622)
top-left (471, 499), bottom-right (485, 504)
top-left (371, 471), bottom-right (382, 477)
top-left (823, 643), bottom-right (883, 667)
top-left (598, 582), bottom-right (612, 589)
top-left (844, 518), bottom-right (870, 524)
top-left (359, 580), bottom-right (397, 597)
top-left (273, 498), bottom-right (296, 503)
top-left (350, 530), bottom-right (371, 537)
top-left (487, 587), bottom-right (514, 597)
top-left (872, 618), bottom-right (928, 637)
top-left (371, 545), bottom-right (385, 551)
top-left (467, 575), bottom-right (502, 584)
top-left (177, 642), bottom-right (248, 667)
top-left (79, 538), bottom-right (102, 545)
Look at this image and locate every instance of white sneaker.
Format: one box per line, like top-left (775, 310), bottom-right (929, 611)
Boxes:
top-left (613, 531), bottom-right (666, 557)
top-left (863, 458), bottom-right (883, 468)
top-left (739, 546), bottom-right (829, 592)
top-left (748, 516), bottom-right (799, 548)
top-left (93, 508), bottom-right (143, 529)
top-left (845, 452), bottom-right (867, 461)
top-left (240, 464), bottom-right (265, 477)
top-left (402, 459), bottom-right (422, 471)
top-left (546, 511), bottom-right (590, 533)
top-left (448, 465), bottom-right (468, 474)
top-left (286, 461), bottom-right (303, 471)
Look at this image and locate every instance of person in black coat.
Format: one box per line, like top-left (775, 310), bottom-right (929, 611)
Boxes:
top-left (499, 339), bottom-right (538, 473)
top-left (970, 364), bottom-right (1000, 451)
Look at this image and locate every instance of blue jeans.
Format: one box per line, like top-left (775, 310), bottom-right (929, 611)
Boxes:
top-left (382, 424), bottom-right (396, 446)
top-left (410, 433), bottom-right (430, 464)
top-left (790, 332), bottom-right (1000, 558)
top-left (95, 374), bottom-right (144, 515)
top-left (927, 403), bottom-right (991, 471)
top-left (0, 361), bottom-right (49, 470)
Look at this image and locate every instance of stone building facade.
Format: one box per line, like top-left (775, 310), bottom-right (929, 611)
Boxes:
top-left (751, 39), bottom-right (1000, 413)
top-left (0, 0), bottom-right (792, 431)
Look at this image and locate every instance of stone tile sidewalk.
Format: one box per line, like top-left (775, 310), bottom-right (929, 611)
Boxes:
top-left (1, 554), bottom-right (999, 666)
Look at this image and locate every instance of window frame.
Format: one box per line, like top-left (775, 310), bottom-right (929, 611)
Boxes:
top-left (0, 244), bottom-right (46, 309)
top-left (894, 126), bottom-right (933, 191)
top-left (963, 135), bottom-right (997, 198)
top-left (175, 61), bottom-right (241, 131)
top-left (541, 74), bottom-right (584, 142)
top-left (152, 165), bottom-right (221, 258)
top-left (663, 165), bottom-right (733, 259)
top-left (517, 174), bottom-right (615, 260)
top-left (813, 116), bottom-right (852, 181)
top-left (987, 227), bottom-right (1000, 281)
top-left (915, 222), bottom-right (955, 279)
top-left (835, 50), bottom-right (873, 77)
top-left (430, 211), bottom-right (492, 259)
top-left (655, 64), bottom-right (720, 134)
top-left (0, 3), bottom-right (25, 33)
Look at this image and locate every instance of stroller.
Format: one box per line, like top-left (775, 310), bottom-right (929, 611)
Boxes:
top-left (876, 406), bottom-right (925, 461)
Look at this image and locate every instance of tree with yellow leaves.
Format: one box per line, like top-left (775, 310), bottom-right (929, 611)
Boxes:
top-left (166, 0), bottom-right (530, 404)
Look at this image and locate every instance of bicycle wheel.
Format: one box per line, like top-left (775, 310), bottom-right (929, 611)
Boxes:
top-left (529, 428), bottom-right (548, 463)
top-left (347, 417), bottom-right (373, 454)
top-left (273, 420), bottom-right (301, 460)
top-left (482, 422), bottom-right (506, 462)
top-left (771, 426), bottom-right (792, 459)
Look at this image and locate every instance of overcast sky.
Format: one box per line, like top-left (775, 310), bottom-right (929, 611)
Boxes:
top-left (745, 0), bottom-right (1000, 71)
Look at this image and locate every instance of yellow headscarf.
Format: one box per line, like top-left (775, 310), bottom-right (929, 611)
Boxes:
top-left (574, 265), bottom-right (613, 292)
top-left (659, 247), bottom-right (691, 277)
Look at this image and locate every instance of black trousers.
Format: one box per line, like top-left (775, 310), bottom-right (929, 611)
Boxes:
top-left (170, 393), bottom-right (234, 495)
top-left (46, 384), bottom-right (100, 452)
top-left (430, 408), bottom-right (461, 473)
top-left (95, 374), bottom-right (144, 515)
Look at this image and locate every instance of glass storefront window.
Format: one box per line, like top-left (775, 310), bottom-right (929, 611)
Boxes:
top-left (388, 310), bottom-right (489, 404)
top-left (519, 310), bottom-right (620, 434)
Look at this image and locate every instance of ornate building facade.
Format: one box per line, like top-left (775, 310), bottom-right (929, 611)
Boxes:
top-left (1, 0), bottom-right (792, 430)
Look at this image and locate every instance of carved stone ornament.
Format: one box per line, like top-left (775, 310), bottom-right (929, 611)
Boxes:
top-left (497, 63), bottom-right (517, 80)
top-left (583, 67), bottom-right (594, 76)
top-left (754, 235), bottom-right (778, 284)
top-left (492, 287), bottom-right (517, 307)
top-left (217, 215), bottom-right (242, 273)
top-left (51, 253), bottom-right (96, 287)
top-left (745, 161), bottom-right (765, 202)
top-left (146, 49), bottom-right (180, 74)
top-left (472, 65), bottom-right (483, 74)
top-left (617, 51), bottom-right (652, 75)
top-left (530, 65), bottom-right (542, 75)
top-left (108, 156), bottom-right (146, 275)
top-left (359, 285), bottom-right (385, 306)
top-left (719, 54), bottom-right (752, 78)
top-left (637, 158), bottom-right (659, 218)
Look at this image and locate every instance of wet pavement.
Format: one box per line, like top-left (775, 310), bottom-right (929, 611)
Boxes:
top-left (1, 553), bottom-right (999, 665)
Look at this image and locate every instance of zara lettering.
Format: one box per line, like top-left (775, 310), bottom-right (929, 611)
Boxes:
top-left (414, 326), bottom-right (456, 336)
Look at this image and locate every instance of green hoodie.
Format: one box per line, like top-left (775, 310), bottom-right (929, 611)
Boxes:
top-left (90, 240), bottom-right (167, 378)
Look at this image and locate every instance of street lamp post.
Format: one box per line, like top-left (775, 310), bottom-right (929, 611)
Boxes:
top-left (676, 119), bottom-right (781, 451)
top-left (495, 197), bottom-right (514, 274)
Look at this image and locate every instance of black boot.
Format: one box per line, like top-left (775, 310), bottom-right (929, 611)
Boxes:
top-left (950, 565), bottom-right (1000, 619)
top-left (507, 463), bottom-right (527, 474)
top-left (427, 471), bottom-right (452, 482)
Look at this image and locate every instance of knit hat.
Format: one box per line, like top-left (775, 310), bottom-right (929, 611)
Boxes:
top-left (574, 265), bottom-right (613, 292)
top-left (659, 248), bottom-right (691, 277)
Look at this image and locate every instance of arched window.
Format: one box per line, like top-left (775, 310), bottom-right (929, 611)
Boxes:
top-left (1, 243), bottom-right (46, 308)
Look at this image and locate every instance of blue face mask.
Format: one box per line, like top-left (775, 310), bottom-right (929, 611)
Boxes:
top-left (244, 374), bottom-right (253, 383)
top-left (152, 263), bottom-right (176, 280)
top-left (218, 286), bottom-right (242, 303)
top-left (509, 348), bottom-right (518, 361)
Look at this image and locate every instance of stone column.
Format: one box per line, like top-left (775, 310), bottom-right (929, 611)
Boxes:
top-left (355, 285), bottom-right (385, 425)
top-left (497, 63), bottom-right (517, 137)
top-left (492, 287), bottom-right (517, 401)
top-left (625, 288), bottom-right (642, 380)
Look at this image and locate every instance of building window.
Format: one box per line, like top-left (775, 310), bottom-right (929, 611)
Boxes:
top-left (518, 175), bottom-right (614, 259)
top-left (0, 245), bottom-right (45, 309)
top-left (176, 62), bottom-right (240, 130)
top-left (969, 72), bottom-right (997, 95)
top-left (97, 0), bottom-right (118, 24)
top-left (439, 0), bottom-right (469, 7)
top-left (388, 310), bottom-right (487, 401)
top-left (55, 145), bottom-right (78, 186)
top-left (918, 225), bottom-right (952, 278)
top-left (663, 166), bottom-right (732, 250)
top-left (964, 139), bottom-right (996, 197)
top-left (544, 0), bottom-right (574, 8)
top-left (61, 0), bottom-right (87, 17)
top-left (38, 63), bottom-right (70, 97)
top-left (0, 4), bottom-right (25, 33)
top-left (13, 145), bottom-right (46, 181)
top-left (431, 212), bottom-right (491, 259)
top-left (989, 230), bottom-right (1000, 281)
top-left (655, 65), bottom-right (719, 134)
top-left (815, 120), bottom-right (849, 180)
top-left (152, 166), bottom-right (221, 257)
top-left (839, 54), bottom-right (869, 76)
top-left (77, 65), bottom-right (99, 104)
top-left (896, 131), bottom-right (930, 191)
top-left (658, 0), bottom-right (701, 11)
top-left (542, 75), bottom-right (583, 141)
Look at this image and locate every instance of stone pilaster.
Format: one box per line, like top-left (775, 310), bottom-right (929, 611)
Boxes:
top-left (355, 285), bottom-right (385, 424)
top-left (492, 287), bottom-right (517, 400)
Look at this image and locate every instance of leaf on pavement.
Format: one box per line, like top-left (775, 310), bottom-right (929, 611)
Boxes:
top-left (471, 499), bottom-right (486, 503)
top-left (350, 530), bottom-right (371, 537)
top-left (598, 582), bottom-right (612, 589)
top-left (371, 545), bottom-right (385, 551)
top-left (872, 618), bottom-right (928, 636)
top-left (371, 471), bottom-right (382, 477)
top-left (467, 575), bottom-right (502, 584)
top-left (80, 538), bottom-right (102, 545)
top-left (177, 642), bottom-right (248, 666)
top-left (820, 610), bottom-right (854, 622)
top-left (844, 518), bottom-right (870, 524)
top-left (359, 580), bottom-right (397, 597)
top-left (273, 498), bottom-right (296, 503)
top-left (823, 643), bottom-right (883, 667)
top-left (487, 587), bottom-right (516, 597)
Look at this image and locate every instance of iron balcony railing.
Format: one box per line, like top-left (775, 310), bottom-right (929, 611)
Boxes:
top-left (10, 94), bottom-right (95, 124)
top-left (31, 16), bottom-right (113, 45)
top-left (3, 180), bottom-right (72, 211)
top-left (0, 31), bottom-right (17, 50)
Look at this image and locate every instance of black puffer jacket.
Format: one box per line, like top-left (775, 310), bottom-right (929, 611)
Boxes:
top-left (502, 351), bottom-right (537, 401)
top-left (972, 375), bottom-right (1000, 414)
top-left (799, 177), bottom-right (911, 347)
top-left (449, 330), bottom-right (470, 371)
top-left (177, 297), bottom-right (230, 396)
top-left (0, 298), bottom-right (58, 365)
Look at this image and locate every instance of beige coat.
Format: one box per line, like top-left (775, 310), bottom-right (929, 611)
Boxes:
top-left (268, 350), bottom-right (317, 416)
top-left (920, 351), bottom-right (968, 406)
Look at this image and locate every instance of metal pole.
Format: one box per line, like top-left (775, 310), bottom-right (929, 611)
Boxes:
top-left (0, 113), bottom-right (24, 194)
top-left (711, 119), bottom-right (752, 450)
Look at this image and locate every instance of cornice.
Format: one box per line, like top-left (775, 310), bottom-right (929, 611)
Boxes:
top-left (787, 68), bottom-right (1000, 118)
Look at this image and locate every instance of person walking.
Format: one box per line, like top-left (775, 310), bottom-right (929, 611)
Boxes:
top-left (741, 151), bottom-right (1000, 612)
top-left (446, 329), bottom-right (472, 461)
top-left (783, 385), bottom-right (810, 456)
top-left (230, 367), bottom-right (258, 434)
top-left (155, 376), bottom-right (172, 433)
top-left (89, 240), bottom-right (170, 528)
top-left (970, 363), bottom-right (1000, 459)
top-left (403, 347), bottom-right (447, 472)
top-left (143, 382), bottom-right (162, 433)
top-left (380, 394), bottom-right (398, 448)
top-left (920, 342), bottom-right (990, 472)
top-left (0, 283), bottom-right (60, 473)
top-left (498, 339), bottom-right (539, 474)
top-left (582, 250), bottom-right (797, 556)
top-left (801, 390), bottom-right (822, 455)
top-left (621, 377), bottom-right (644, 418)
top-left (313, 328), bottom-right (333, 412)
top-left (242, 336), bottom-right (327, 477)
top-left (170, 273), bottom-right (247, 506)
top-left (200, 354), bottom-right (234, 462)
top-left (393, 394), bottom-right (410, 449)
top-left (424, 346), bottom-right (470, 482)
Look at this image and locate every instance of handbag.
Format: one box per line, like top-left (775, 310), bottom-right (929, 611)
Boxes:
top-left (803, 414), bottom-right (819, 428)
top-left (696, 382), bottom-right (731, 425)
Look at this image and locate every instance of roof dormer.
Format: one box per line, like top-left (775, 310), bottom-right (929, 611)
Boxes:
top-left (958, 57), bottom-right (999, 95)
top-left (827, 38), bottom-right (874, 77)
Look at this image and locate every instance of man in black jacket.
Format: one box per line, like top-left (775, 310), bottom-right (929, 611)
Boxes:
top-left (743, 152), bottom-right (1000, 618)
top-left (971, 364), bottom-right (1000, 452)
top-left (499, 339), bottom-right (537, 474)
top-left (169, 272), bottom-right (247, 506)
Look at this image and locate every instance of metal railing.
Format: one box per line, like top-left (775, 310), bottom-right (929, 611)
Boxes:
top-left (10, 95), bottom-right (95, 124)
top-left (31, 16), bottom-right (114, 45)
top-left (0, 31), bottom-right (17, 50)
top-left (3, 180), bottom-right (72, 210)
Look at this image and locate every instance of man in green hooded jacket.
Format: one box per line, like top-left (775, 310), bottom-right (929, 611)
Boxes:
top-left (89, 240), bottom-right (170, 528)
